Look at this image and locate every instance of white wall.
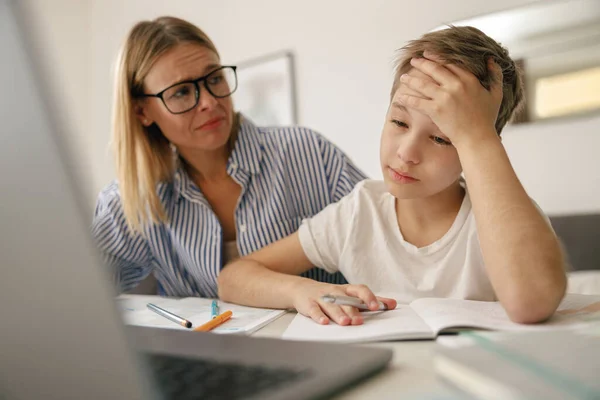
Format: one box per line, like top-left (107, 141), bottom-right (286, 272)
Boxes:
top-left (26, 0), bottom-right (600, 215)
top-left (502, 114), bottom-right (600, 215)
top-left (20, 0), bottom-right (93, 204)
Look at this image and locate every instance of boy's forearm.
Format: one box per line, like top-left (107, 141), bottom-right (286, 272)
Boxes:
top-left (218, 259), bottom-right (313, 309)
top-left (456, 132), bottom-right (566, 323)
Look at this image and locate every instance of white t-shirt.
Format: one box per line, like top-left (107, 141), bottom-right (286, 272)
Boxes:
top-left (298, 180), bottom-right (504, 304)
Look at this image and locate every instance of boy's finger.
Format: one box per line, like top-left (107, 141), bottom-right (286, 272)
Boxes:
top-left (398, 94), bottom-right (434, 116)
top-left (344, 285), bottom-right (379, 310)
top-left (400, 74), bottom-right (439, 100)
top-left (305, 302), bottom-right (330, 325)
top-left (488, 58), bottom-right (504, 99)
top-left (423, 50), bottom-right (480, 85)
top-left (422, 49), bottom-right (445, 63)
top-left (410, 56), bottom-right (456, 86)
top-left (321, 303), bottom-right (352, 326)
top-left (341, 305), bottom-right (364, 325)
top-left (376, 296), bottom-right (398, 310)
top-left (488, 58), bottom-right (503, 83)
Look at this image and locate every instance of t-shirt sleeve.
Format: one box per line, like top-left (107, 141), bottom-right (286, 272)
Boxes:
top-left (297, 182), bottom-right (362, 274)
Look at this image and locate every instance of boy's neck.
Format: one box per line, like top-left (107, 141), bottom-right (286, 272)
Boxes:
top-left (395, 181), bottom-right (465, 248)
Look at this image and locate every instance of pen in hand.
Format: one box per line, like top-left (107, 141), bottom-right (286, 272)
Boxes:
top-left (147, 303), bottom-right (193, 328)
top-left (321, 295), bottom-right (389, 311)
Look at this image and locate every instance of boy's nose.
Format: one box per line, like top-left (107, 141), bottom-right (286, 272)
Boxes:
top-left (396, 137), bottom-right (421, 165)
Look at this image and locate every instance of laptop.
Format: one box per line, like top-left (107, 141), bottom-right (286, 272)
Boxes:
top-left (0, 1), bottom-right (392, 399)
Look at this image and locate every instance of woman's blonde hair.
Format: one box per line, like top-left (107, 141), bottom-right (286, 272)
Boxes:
top-left (112, 16), bottom-right (219, 233)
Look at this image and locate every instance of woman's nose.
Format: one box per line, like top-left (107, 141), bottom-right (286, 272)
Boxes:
top-left (196, 85), bottom-right (218, 111)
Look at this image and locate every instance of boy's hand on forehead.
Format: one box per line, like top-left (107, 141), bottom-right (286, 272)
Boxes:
top-left (397, 50), bottom-right (503, 148)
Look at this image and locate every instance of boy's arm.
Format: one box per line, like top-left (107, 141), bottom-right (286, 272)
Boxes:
top-left (399, 53), bottom-right (566, 324)
top-left (218, 232), bottom-right (396, 325)
top-left (458, 135), bottom-right (566, 323)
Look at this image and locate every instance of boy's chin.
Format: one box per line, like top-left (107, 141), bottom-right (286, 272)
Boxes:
top-left (383, 180), bottom-right (426, 200)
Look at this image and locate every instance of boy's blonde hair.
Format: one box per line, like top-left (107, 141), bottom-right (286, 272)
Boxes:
top-left (391, 25), bottom-right (523, 134)
top-left (112, 16), bottom-right (219, 232)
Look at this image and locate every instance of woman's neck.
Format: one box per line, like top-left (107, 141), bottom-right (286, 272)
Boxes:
top-left (180, 146), bottom-right (230, 184)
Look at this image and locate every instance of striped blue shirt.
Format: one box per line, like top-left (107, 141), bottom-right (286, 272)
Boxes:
top-left (92, 115), bottom-right (367, 297)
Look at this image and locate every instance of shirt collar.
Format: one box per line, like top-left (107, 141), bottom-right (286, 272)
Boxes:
top-left (228, 113), bottom-right (263, 175)
top-left (172, 113), bottom-right (263, 201)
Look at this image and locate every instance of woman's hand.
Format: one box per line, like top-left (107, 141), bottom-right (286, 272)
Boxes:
top-left (291, 281), bottom-right (397, 325)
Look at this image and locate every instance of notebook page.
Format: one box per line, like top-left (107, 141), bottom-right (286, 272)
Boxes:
top-left (282, 304), bottom-right (434, 343)
top-left (410, 294), bottom-right (600, 335)
top-left (177, 297), bottom-right (286, 334)
top-left (116, 295), bottom-right (183, 327)
top-left (116, 295), bottom-right (286, 334)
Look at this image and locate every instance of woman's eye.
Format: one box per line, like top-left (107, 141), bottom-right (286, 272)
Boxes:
top-left (432, 136), bottom-right (451, 146)
top-left (171, 87), bottom-right (191, 99)
top-left (391, 119), bottom-right (408, 128)
top-left (208, 75), bottom-right (224, 85)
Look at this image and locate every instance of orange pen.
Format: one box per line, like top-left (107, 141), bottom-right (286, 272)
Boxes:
top-left (193, 310), bottom-right (233, 332)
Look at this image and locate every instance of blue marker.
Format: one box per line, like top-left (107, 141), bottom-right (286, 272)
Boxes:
top-left (211, 300), bottom-right (219, 319)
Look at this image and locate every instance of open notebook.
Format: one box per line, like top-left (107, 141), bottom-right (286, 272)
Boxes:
top-left (282, 294), bottom-right (600, 343)
top-left (117, 295), bottom-right (286, 334)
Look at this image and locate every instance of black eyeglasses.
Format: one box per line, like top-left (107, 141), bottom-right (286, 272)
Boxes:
top-left (138, 66), bottom-right (238, 114)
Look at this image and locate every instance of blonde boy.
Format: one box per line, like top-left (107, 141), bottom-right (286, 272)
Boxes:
top-left (218, 26), bottom-right (566, 325)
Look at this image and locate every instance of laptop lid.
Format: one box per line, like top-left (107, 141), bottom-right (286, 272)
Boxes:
top-left (0, 1), bottom-right (152, 398)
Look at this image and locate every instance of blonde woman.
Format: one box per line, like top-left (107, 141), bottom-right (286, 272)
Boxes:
top-left (92, 16), bottom-right (366, 297)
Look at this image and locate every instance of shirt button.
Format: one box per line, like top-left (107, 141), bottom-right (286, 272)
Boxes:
top-left (231, 162), bottom-right (238, 169)
top-left (239, 224), bottom-right (247, 233)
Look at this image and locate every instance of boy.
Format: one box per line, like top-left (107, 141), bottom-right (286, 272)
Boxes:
top-left (218, 26), bottom-right (566, 326)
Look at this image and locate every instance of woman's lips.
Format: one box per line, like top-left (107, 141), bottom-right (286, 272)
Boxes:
top-left (198, 117), bottom-right (224, 130)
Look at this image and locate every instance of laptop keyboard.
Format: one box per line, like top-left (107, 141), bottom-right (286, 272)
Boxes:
top-left (147, 353), bottom-right (312, 400)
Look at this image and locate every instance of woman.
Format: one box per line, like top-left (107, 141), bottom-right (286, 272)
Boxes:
top-left (92, 16), bottom-right (366, 297)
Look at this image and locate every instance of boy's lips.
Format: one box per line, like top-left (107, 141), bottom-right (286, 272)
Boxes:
top-left (388, 167), bottom-right (419, 183)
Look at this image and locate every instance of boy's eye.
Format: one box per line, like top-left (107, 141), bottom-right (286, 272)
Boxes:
top-left (432, 136), bottom-right (451, 146)
top-left (391, 119), bottom-right (408, 128)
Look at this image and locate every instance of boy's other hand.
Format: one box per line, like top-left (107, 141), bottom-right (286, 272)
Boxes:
top-left (397, 50), bottom-right (503, 148)
top-left (292, 282), bottom-right (397, 326)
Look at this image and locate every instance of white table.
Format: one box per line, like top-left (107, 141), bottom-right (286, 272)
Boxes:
top-left (253, 312), bottom-right (458, 399)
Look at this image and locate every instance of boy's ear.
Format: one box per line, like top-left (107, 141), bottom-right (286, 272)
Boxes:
top-left (134, 100), bottom-right (153, 127)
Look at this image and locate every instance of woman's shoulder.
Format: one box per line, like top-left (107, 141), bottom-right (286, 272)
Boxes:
top-left (95, 179), bottom-right (174, 215)
top-left (96, 181), bottom-right (123, 211)
top-left (240, 115), bottom-right (340, 158)
top-left (258, 124), bottom-right (327, 146)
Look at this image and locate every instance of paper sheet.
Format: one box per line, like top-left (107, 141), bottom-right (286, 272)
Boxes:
top-left (116, 295), bottom-right (286, 334)
top-left (281, 304), bottom-right (434, 343)
top-left (411, 294), bottom-right (600, 334)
